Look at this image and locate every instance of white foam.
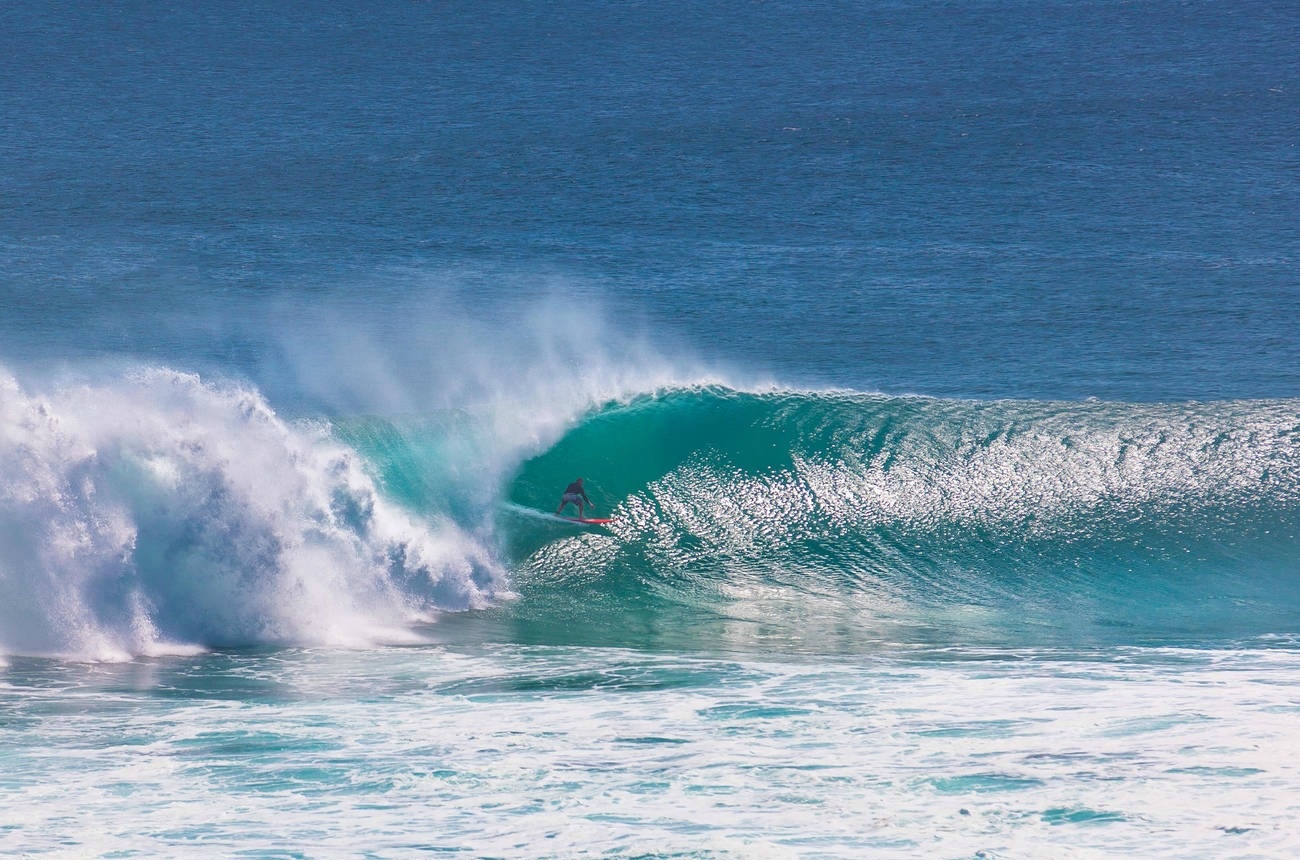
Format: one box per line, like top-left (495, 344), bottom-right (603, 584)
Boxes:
top-left (5, 645), bottom-right (1299, 857)
top-left (0, 366), bottom-right (505, 660)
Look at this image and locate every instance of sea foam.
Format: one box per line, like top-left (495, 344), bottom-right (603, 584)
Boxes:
top-left (0, 367), bottom-right (503, 660)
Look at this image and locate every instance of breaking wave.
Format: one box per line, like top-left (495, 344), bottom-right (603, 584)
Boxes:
top-left (0, 368), bottom-right (502, 660)
top-left (4, 369), bottom-right (1297, 659)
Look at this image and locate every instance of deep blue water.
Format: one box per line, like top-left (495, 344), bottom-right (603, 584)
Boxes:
top-left (3, 0), bottom-right (1296, 401)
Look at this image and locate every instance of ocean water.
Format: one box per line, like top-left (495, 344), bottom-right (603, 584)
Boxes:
top-left (2, 0), bottom-right (1298, 856)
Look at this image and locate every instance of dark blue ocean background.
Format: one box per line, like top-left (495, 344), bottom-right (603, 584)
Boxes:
top-left (3, 0), bottom-right (1296, 403)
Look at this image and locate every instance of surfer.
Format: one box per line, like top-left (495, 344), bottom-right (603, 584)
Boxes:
top-left (556, 477), bottom-right (594, 518)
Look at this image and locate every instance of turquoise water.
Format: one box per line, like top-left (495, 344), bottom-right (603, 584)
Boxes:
top-left (2, 1), bottom-right (1298, 856)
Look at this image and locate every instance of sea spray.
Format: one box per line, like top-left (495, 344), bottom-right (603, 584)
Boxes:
top-left (258, 284), bottom-right (713, 425)
top-left (0, 367), bottom-right (503, 660)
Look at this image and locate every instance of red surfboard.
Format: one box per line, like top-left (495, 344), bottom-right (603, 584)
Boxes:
top-left (555, 516), bottom-right (614, 525)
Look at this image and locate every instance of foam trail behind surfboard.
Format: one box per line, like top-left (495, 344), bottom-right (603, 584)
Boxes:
top-left (501, 501), bottom-right (568, 522)
top-left (501, 502), bottom-right (612, 525)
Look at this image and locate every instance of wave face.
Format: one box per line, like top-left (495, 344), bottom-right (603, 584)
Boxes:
top-left (502, 387), bottom-right (1300, 649)
top-left (0, 369), bottom-right (502, 660)
top-left (4, 371), bottom-right (1296, 660)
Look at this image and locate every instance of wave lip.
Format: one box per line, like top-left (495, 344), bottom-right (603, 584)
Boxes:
top-left (0, 368), bottom-right (504, 661)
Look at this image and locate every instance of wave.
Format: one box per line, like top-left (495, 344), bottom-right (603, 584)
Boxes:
top-left (499, 387), bottom-right (1300, 648)
top-left (0, 368), bottom-right (503, 660)
top-left (3, 366), bottom-right (1297, 659)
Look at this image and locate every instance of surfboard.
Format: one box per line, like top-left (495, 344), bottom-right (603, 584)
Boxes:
top-left (555, 515), bottom-right (614, 525)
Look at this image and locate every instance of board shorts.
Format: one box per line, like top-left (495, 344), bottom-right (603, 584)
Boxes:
top-left (561, 492), bottom-right (584, 505)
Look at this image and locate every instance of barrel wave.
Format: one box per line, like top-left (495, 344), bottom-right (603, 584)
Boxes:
top-left (499, 387), bottom-right (1300, 650)
top-left (4, 370), bottom-right (1297, 660)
